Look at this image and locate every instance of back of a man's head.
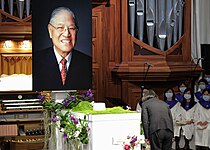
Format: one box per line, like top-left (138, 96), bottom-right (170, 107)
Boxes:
top-left (142, 89), bottom-right (158, 101)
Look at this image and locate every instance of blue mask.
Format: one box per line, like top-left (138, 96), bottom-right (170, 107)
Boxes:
top-left (179, 87), bottom-right (186, 93)
top-left (184, 94), bottom-right (191, 99)
top-left (199, 85), bottom-right (206, 90)
top-left (205, 77), bottom-right (210, 83)
top-left (202, 95), bottom-right (210, 101)
top-left (165, 92), bottom-right (173, 99)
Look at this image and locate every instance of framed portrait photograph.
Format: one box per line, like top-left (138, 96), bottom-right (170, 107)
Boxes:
top-left (32, 0), bottom-right (92, 91)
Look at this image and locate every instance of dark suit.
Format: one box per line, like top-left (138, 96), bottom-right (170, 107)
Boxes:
top-left (142, 97), bottom-right (174, 150)
top-left (33, 47), bottom-right (92, 91)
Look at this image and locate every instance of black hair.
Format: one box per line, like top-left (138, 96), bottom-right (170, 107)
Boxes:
top-left (181, 88), bottom-right (196, 109)
top-left (198, 78), bottom-right (208, 85)
top-left (163, 88), bottom-right (175, 101)
top-left (202, 88), bottom-right (210, 95)
top-left (177, 82), bottom-right (187, 92)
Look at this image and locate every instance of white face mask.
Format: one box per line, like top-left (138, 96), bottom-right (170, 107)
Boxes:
top-left (184, 94), bottom-right (191, 99)
top-left (165, 92), bottom-right (173, 99)
top-left (199, 85), bottom-right (206, 90)
top-left (179, 87), bottom-right (186, 93)
top-left (202, 95), bottom-right (210, 101)
top-left (205, 77), bottom-right (210, 83)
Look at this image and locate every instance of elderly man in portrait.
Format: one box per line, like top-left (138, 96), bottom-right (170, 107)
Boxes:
top-left (33, 7), bottom-right (92, 91)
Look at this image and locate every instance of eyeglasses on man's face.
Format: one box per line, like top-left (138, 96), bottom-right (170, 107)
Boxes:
top-left (49, 23), bottom-right (78, 34)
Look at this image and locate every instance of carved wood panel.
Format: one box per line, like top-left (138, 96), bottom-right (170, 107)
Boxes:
top-left (0, 49), bottom-right (32, 75)
top-left (92, 6), bottom-right (103, 102)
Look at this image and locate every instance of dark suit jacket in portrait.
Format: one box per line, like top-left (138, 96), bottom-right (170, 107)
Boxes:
top-left (33, 47), bottom-right (92, 91)
top-left (141, 97), bottom-right (174, 139)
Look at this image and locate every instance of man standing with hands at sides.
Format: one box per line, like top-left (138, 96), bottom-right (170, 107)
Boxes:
top-left (141, 89), bottom-right (174, 150)
top-left (33, 7), bottom-right (92, 91)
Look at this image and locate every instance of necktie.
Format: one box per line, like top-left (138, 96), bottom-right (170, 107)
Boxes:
top-left (60, 58), bottom-right (67, 85)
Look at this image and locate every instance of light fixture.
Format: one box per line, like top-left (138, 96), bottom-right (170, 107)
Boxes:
top-left (4, 40), bottom-right (12, 48)
top-left (21, 40), bottom-right (31, 48)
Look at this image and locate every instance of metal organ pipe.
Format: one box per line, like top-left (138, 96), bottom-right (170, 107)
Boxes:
top-left (127, 0), bottom-right (185, 51)
top-left (136, 0), bottom-right (144, 41)
top-left (146, 0), bottom-right (155, 46)
top-left (166, 0), bottom-right (174, 49)
top-left (128, 0), bottom-right (135, 36)
top-left (8, 0), bottom-right (14, 15)
top-left (1, 0), bottom-right (5, 11)
top-left (156, 0), bottom-right (166, 51)
top-left (25, 0), bottom-right (30, 16)
top-left (17, 0), bottom-right (24, 19)
top-left (178, 0), bottom-right (184, 39)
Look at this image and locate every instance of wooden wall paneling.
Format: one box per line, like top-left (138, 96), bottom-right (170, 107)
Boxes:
top-left (0, 52), bottom-right (1, 75)
top-left (121, 80), bottom-right (129, 106)
top-left (182, 0), bottom-right (191, 62)
top-left (111, 0), bottom-right (121, 65)
top-left (103, 0), bottom-right (123, 103)
top-left (121, 81), bottom-right (142, 109)
top-left (92, 0), bottom-right (123, 106)
top-left (127, 82), bottom-right (142, 110)
top-left (0, 48), bottom-right (32, 75)
top-left (15, 57), bottom-right (21, 74)
top-left (92, 6), bottom-right (104, 102)
top-left (121, 0), bottom-right (129, 64)
top-left (1, 54), bottom-right (32, 75)
top-left (1, 56), bottom-right (9, 74)
top-left (21, 56), bottom-right (32, 74)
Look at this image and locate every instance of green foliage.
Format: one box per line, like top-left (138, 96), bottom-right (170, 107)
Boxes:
top-left (73, 106), bottom-right (136, 115)
top-left (37, 90), bottom-right (93, 145)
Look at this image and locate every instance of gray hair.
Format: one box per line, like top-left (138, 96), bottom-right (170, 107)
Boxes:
top-left (142, 89), bottom-right (158, 101)
top-left (49, 7), bottom-right (78, 29)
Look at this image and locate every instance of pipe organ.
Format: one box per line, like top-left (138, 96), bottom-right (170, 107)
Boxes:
top-left (0, 1), bottom-right (44, 150)
top-left (128, 0), bottom-right (184, 50)
top-left (0, 0), bottom-right (31, 21)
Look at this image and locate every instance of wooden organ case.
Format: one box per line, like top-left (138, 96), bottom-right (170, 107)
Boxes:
top-left (92, 0), bottom-right (203, 109)
top-left (0, 1), bottom-right (45, 150)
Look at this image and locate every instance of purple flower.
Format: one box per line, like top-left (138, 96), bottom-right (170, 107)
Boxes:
top-left (130, 136), bottom-right (137, 144)
top-left (82, 89), bottom-right (93, 98)
top-left (86, 89), bottom-right (93, 98)
top-left (70, 115), bottom-right (78, 124)
top-left (63, 132), bottom-right (68, 140)
top-left (67, 96), bottom-right (72, 101)
top-left (52, 114), bottom-right (58, 122)
top-left (74, 119), bottom-right (78, 124)
top-left (71, 95), bottom-right (76, 99)
top-left (72, 100), bottom-right (76, 103)
top-left (37, 95), bottom-right (45, 103)
top-left (62, 99), bottom-right (69, 108)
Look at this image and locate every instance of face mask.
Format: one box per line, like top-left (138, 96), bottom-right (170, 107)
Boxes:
top-left (179, 87), bottom-right (186, 93)
top-left (165, 92), bottom-right (173, 99)
top-left (199, 85), bottom-right (206, 90)
top-left (184, 94), bottom-right (191, 99)
top-left (205, 77), bottom-right (210, 83)
top-left (202, 95), bottom-right (210, 101)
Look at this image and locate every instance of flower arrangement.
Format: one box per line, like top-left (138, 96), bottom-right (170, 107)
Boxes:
top-left (123, 135), bottom-right (141, 150)
top-left (38, 89), bottom-right (93, 113)
top-left (38, 89), bottom-right (93, 147)
top-left (55, 110), bottom-right (90, 149)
